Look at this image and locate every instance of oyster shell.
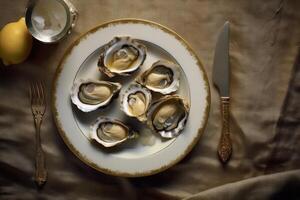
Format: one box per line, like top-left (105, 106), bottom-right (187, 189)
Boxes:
top-left (98, 36), bottom-right (146, 77)
top-left (137, 60), bottom-right (180, 94)
top-left (70, 79), bottom-right (121, 112)
top-left (147, 95), bottom-right (189, 138)
top-left (120, 83), bottom-right (152, 122)
top-left (90, 117), bottom-right (138, 147)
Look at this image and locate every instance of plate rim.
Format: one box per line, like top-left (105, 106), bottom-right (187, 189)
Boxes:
top-left (51, 18), bottom-right (211, 177)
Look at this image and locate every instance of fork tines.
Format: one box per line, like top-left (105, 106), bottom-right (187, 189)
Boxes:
top-left (29, 81), bottom-right (46, 115)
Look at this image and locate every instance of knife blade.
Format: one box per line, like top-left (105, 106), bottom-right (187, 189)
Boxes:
top-left (212, 21), bottom-right (232, 163)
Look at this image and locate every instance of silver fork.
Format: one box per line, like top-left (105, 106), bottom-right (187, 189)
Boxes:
top-left (29, 81), bottom-right (47, 187)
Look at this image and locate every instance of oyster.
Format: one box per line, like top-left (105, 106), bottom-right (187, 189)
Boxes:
top-left (147, 95), bottom-right (189, 138)
top-left (70, 79), bottom-right (121, 112)
top-left (120, 83), bottom-right (152, 122)
top-left (137, 60), bottom-right (180, 94)
top-left (90, 117), bottom-right (138, 147)
top-left (98, 36), bottom-right (146, 77)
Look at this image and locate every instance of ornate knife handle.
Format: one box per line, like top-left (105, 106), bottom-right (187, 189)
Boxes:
top-left (34, 116), bottom-right (47, 187)
top-left (217, 97), bottom-right (232, 163)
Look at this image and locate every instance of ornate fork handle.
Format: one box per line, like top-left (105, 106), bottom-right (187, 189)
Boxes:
top-left (34, 114), bottom-right (47, 187)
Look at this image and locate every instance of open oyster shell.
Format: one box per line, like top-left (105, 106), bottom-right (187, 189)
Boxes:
top-left (90, 117), bottom-right (138, 147)
top-left (136, 60), bottom-right (180, 94)
top-left (98, 36), bottom-right (146, 77)
top-left (70, 79), bottom-right (121, 112)
top-left (147, 95), bottom-right (189, 138)
top-left (120, 83), bottom-right (152, 122)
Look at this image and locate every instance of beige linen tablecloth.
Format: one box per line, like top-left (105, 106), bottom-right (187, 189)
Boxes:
top-left (1, 0), bottom-right (300, 199)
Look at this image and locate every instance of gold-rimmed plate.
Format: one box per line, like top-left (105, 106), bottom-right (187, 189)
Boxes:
top-left (52, 19), bottom-right (210, 177)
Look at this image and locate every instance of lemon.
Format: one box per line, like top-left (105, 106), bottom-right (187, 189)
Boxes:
top-left (0, 17), bottom-right (33, 66)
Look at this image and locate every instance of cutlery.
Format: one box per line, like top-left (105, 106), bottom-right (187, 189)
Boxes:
top-left (212, 21), bottom-right (232, 163)
top-left (29, 81), bottom-right (47, 186)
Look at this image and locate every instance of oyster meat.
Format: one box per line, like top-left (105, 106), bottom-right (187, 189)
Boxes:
top-left (137, 60), bottom-right (180, 94)
top-left (70, 79), bottom-right (121, 112)
top-left (147, 95), bottom-right (189, 138)
top-left (98, 36), bottom-right (146, 77)
top-left (90, 117), bottom-right (138, 147)
top-left (120, 83), bottom-right (152, 122)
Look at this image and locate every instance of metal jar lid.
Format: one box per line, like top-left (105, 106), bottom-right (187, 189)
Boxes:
top-left (25, 0), bottom-right (78, 43)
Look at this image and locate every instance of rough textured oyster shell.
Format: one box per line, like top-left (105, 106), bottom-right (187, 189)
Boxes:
top-left (98, 36), bottom-right (146, 77)
top-left (90, 117), bottom-right (138, 147)
top-left (147, 95), bottom-right (189, 138)
top-left (120, 83), bottom-right (152, 122)
top-left (70, 79), bottom-right (121, 112)
top-left (137, 60), bottom-right (180, 94)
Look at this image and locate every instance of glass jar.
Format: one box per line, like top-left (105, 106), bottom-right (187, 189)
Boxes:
top-left (25, 0), bottom-right (78, 43)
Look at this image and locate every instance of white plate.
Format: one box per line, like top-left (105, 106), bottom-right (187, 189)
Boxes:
top-left (52, 19), bottom-right (210, 177)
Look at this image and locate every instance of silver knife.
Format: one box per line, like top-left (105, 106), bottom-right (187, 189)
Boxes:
top-left (212, 21), bottom-right (232, 163)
